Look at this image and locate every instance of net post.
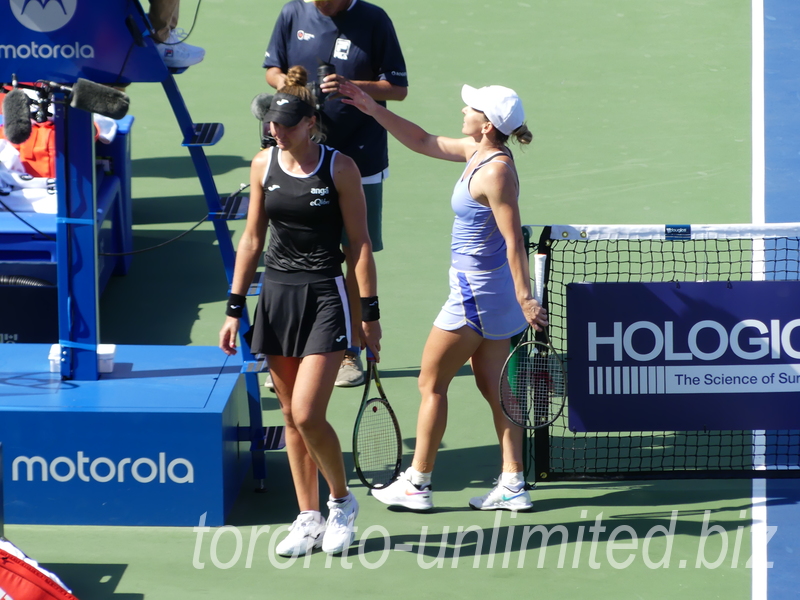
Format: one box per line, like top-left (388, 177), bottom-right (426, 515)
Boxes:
top-left (533, 227), bottom-right (553, 481)
top-left (518, 225), bottom-right (534, 480)
top-left (536, 227), bottom-right (553, 310)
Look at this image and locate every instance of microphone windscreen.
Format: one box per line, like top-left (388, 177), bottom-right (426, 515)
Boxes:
top-left (2, 89), bottom-right (33, 144)
top-left (251, 93), bottom-right (274, 121)
top-left (69, 79), bottom-right (130, 120)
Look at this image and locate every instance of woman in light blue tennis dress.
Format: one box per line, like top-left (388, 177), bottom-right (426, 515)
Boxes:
top-left (341, 81), bottom-right (548, 511)
top-left (435, 151), bottom-right (530, 340)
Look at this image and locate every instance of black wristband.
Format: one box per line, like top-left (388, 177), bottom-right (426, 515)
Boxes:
top-left (360, 296), bottom-right (380, 322)
top-left (226, 293), bottom-right (246, 318)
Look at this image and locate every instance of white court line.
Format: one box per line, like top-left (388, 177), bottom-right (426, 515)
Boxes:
top-left (752, 478), bottom-right (768, 600)
top-left (751, 2), bottom-right (768, 600)
top-left (752, 0), bottom-right (765, 226)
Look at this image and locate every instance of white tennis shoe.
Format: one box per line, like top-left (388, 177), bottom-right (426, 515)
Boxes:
top-left (469, 480), bottom-right (533, 511)
top-left (322, 492), bottom-right (359, 554)
top-left (263, 370), bottom-right (275, 391)
top-left (370, 470), bottom-right (433, 511)
top-left (275, 511), bottom-right (326, 557)
top-left (335, 351), bottom-right (364, 387)
top-left (156, 28), bottom-right (205, 69)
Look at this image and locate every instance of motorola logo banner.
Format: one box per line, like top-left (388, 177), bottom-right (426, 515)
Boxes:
top-left (12, 451), bottom-right (195, 484)
top-left (10, 0), bottom-right (78, 33)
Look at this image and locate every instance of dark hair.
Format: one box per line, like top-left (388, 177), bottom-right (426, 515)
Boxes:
top-left (492, 121), bottom-right (533, 146)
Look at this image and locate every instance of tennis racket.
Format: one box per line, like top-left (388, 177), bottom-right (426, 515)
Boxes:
top-left (499, 253), bottom-right (567, 430)
top-left (352, 348), bottom-right (402, 489)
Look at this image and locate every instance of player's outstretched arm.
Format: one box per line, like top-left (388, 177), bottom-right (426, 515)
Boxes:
top-left (321, 76), bottom-right (407, 102)
top-left (340, 81), bottom-right (469, 162)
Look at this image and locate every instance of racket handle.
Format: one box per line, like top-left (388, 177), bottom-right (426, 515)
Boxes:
top-left (533, 254), bottom-right (546, 303)
top-left (366, 347), bottom-right (376, 363)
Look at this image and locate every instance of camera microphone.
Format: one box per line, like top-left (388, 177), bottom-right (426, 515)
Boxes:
top-left (2, 89), bottom-right (33, 144)
top-left (250, 93), bottom-right (273, 121)
top-left (250, 93), bottom-right (277, 149)
top-left (68, 79), bottom-right (130, 120)
top-left (2, 78), bottom-right (130, 146)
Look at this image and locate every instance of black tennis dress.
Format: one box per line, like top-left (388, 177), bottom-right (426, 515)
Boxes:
top-left (249, 145), bottom-right (351, 358)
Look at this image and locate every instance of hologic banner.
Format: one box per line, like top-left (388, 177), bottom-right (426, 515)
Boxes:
top-left (566, 281), bottom-right (800, 432)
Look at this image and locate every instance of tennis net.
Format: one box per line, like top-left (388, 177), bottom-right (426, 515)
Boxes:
top-left (524, 223), bottom-right (800, 481)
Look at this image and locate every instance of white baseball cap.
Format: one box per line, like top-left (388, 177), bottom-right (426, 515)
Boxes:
top-left (461, 84), bottom-right (525, 136)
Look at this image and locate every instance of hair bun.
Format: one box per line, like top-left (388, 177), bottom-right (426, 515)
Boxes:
top-left (285, 65), bottom-right (309, 88)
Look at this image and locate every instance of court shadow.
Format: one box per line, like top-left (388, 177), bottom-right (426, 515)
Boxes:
top-left (226, 443), bottom-right (499, 527)
top-left (39, 563), bottom-right (143, 600)
top-left (537, 478), bottom-right (794, 514)
top-left (100, 230), bottom-right (228, 345)
top-left (398, 444), bottom-right (516, 493)
top-left (132, 155), bottom-right (251, 179)
top-left (378, 364), bottom-right (473, 380)
top-left (130, 194), bottom-right (226, 227)
top-left (355, 510), bottom-right (750, 564)
top-left (225, 454), bottom-right (300, 527)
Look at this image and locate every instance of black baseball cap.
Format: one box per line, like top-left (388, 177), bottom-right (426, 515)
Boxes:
top-left (262, 92), bottom-right (314, 127)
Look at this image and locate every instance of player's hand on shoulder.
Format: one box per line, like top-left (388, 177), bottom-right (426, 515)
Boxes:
top-left (340, 81), bottom-right (377, 115)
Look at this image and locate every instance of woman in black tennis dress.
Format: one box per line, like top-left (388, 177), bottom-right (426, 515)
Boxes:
top-left (219, 66), bottom-right (380, 557)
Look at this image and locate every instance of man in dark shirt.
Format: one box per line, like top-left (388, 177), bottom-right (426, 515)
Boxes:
top-left (263, 0), bottom-right (408, 387)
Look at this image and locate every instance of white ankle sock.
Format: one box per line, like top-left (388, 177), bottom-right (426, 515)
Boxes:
top-left (500, 472), bottom-right (524, 489)
top-left (407, 467), bottom-right (431, 487)
top-left (329, 490), bottom-right (352, 503)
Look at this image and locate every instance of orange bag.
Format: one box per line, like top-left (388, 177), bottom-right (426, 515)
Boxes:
top-left (0, 120), bottom-right (56, 178)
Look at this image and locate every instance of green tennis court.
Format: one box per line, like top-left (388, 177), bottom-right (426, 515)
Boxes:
top-left (7, 1), bottom-right (760, 598)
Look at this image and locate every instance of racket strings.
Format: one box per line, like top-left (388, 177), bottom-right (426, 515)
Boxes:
top-left (503, 346), bottom-right (565, 427)
top-left (355, 398), bottom-right (400, 486)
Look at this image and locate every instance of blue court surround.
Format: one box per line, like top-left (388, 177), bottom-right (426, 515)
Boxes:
top-left (763, 0), bottom-right (800, 597)
top-left (765, 481), bottom-right (800, 598)
top-left (0, 344), bottom-right (249, 526)
top-left (764, 1), bottom-right (800, 224)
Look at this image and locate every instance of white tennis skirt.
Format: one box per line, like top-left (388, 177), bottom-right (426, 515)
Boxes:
top-left (433, 255), bottom-right (527, 340)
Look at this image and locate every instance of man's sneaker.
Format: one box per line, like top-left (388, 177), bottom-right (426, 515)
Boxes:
top-left (371, 470), bottom-right (433, 511)
top-left (469, 480), bottom-right (533, 511)
top-left (275, 511), bottom-right (326, 557)
top-left (156, 28), bottom-right (205, 69)
top-left (322, 493), bottom-right (359, 554)
top-left (334, 351), bottom-right (364, 387)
